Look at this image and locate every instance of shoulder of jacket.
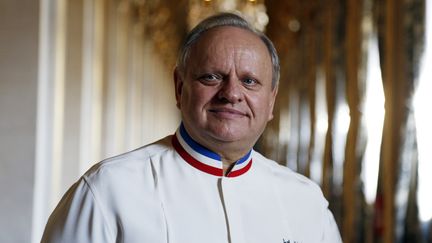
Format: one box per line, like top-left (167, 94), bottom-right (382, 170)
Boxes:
top-left (84, 135), bottom-right (173, 179)
top-left (252, 150), bottom-right (327, 203)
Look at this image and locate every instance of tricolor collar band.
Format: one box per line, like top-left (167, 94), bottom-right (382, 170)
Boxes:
top-left (172, 124), bottom-right (252, 177)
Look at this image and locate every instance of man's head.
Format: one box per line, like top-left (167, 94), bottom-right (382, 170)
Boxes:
top-left (177, 13), bottom-right (280, 88)
top-left (174, 13), bottom-right (280, 162)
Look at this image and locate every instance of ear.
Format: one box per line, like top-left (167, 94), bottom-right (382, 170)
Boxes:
top-left (174, 68), bottom-right (184, 109)
top-left (267, 84), bottom-right (279, 121)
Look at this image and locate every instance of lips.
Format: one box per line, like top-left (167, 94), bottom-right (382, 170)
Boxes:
top-left (208, 107), bottom-right (247, 118)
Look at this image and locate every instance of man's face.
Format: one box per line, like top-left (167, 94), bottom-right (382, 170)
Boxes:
top-left (175, 26), bottom-right (278, 156)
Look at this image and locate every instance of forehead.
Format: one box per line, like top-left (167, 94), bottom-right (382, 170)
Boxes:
top-left (187, 26), bottom-right (272, 65)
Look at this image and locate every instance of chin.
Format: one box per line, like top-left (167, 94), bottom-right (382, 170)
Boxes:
top-left (207, 129), bottom-right (247, 143)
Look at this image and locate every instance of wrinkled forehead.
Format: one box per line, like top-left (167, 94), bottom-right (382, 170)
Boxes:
top-left (186, 26), bottom-right (272, 67)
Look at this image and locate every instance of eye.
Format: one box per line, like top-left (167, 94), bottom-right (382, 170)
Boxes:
top-left (242, 78), bottom-right (258, 86)
top-left (199, 74), bottom-right (222, 84)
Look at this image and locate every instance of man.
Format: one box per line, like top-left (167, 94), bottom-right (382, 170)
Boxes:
top-left (42, 13), bottom-right (342, 243)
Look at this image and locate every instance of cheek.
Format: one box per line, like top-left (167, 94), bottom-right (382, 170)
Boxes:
top-left (250, 95), bottom-right (274, 118)
top-left (192, 86), bottom-right (216, 105)
top-left (182, 86), bottom-right (211, 111)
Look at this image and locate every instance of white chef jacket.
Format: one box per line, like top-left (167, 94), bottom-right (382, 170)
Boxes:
top-left (42, 124), bottom-right (342, 243)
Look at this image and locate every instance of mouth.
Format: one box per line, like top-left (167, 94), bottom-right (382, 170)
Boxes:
top-left (208, 107), bottom-right (248, 119)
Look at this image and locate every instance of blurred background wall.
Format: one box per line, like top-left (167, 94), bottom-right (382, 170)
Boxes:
top-left (0, 1), bottom-right (39, 242)
top-left (0, 0), bottom-right (431, 243)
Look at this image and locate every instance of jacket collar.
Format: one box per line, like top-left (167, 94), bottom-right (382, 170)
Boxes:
top-left (172, 123), bottom-right (252, 177)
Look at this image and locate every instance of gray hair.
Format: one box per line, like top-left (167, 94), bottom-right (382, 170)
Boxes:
top-left (176, 12), bottom-right (280, 88)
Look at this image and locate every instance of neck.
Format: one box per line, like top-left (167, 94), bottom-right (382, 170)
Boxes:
top-left (222, 161), bottom-right (236, 175)
top-left (179, 123), bottom-right (252, 165)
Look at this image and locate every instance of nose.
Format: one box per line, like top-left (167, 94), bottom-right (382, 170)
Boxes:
top-left (217, 77), bottom-right (243, 104)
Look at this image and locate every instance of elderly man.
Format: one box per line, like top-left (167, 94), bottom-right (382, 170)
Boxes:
top-left (42, 13), bottom-right (342, 243)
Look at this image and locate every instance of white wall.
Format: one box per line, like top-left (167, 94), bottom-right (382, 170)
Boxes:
top-left (0, 0), bottom-right (40, 242)
top-left (0, 1), bottom-right (179, 242)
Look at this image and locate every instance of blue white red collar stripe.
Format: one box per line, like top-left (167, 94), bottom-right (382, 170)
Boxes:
top-left (172, 124), bottom-right (253, 177)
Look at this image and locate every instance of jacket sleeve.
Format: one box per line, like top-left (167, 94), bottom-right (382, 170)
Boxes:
top-left (322, 209), bottom-right (343, 243)
top-left (41, 178), bottom-right (115, 243)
